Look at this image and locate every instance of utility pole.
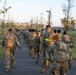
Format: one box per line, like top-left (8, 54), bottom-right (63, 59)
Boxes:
top-left (46, 10), bottom-right (51, 26)
top-left (30, 17), bottom-right (33, 28)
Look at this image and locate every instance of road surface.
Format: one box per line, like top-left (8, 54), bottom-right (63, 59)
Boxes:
top-left (0, 38), bottom-right (76, 75)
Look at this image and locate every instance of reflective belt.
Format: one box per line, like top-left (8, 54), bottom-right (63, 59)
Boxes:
top-left (45, 38), bottom-right (54, 42)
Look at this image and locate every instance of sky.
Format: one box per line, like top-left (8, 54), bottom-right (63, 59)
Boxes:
top-left (0, 0), bottom-right (76, 27)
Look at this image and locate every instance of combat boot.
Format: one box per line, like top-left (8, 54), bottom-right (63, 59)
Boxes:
top-left (40, 67), bottom-right (45, 73)
top-left (11, 62), bottom-right (15, 67)
top-left (36, 60), bottom-right (39, 64)
top-left (5, 68), bottom-right (9, 73)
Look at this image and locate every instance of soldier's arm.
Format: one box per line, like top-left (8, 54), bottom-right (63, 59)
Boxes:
top-left (2, 35), bottom-right (7, 47)
top-left (14, 34), bottom-right (21, 50)
top-left (67, 47), bottom-right (72, 69)
top-left (68, 47), bottom-right (72, 60)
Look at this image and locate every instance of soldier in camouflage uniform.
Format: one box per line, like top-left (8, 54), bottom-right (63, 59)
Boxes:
top-left (57, 30), bottom-right (62, 40)
top-left (14, 29), bottom-right (21, 42)
top-left (3, 29), bottom-right (21, 72)
top-left (41, 25), bottom-right (54, 73)
top-left (50, 35), bottom-right (72, 75)
top-left (62, 31), bottom-right (74, 48)
top-left (22, 29), bottom-right (30, 44)
top-left (34, 31), bottom-right (41, 64)
top-left (29, 29), bottom-right (36, 58)
top-left (53, 29), bottom-right (57, 36)
top-left (62, 31), bottom-right (73, 69)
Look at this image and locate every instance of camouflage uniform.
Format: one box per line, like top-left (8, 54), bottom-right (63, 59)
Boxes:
top-left (43, 30), bottom-right (53, 57)
top-left (29, 30), bottom-right (36, 58)
top-left (34, 31), bottom-right (41, 64)
top-left (41, 29), bottom-right (54, 73)
top-left (4, 29), bottom-right (21, 72)
top-left (62, 31), bottom-right (73, 69)
top-left (52, 40), bottom-right (72, 75)
top-left (14, 29), bottom-right (21, 42)
top-left (62, 34), bottom-right (74, 48)
top-left (22, 29), bottom-right (30, 44)
top-left (41, 29), bottom-right (46, 58)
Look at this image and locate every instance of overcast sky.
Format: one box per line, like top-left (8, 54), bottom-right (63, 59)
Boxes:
top-left (0, 0), bottom-right (76, 27)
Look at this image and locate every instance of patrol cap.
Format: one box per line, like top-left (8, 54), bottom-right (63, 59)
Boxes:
top-left (54, 29), bottom-right (57, 33)
top-left (16, 29), bottom-right (19, 31)
top-left (29, 29), bottom-right (35, 32)
top-left (63, 31), bottom-right (67, 34)
top-left (46, 25), bottom-right (51, 28)
top-left (57, 30), bottom-right (61, 33)
top-left (8, 28), bottom-right (13, 32)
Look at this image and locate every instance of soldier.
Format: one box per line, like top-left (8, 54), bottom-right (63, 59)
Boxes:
top-left (41, 25), bottom-right (54, 73)
top-left (34, 31), bottom-right (41, 64)
top-left (51, 35), bottom-right (72, 75)
top-left (41, 29), bottom-right (46, 40)
top-left (62, 31), bottom-right (73, 69)
top-left (53, 29), bottom-right (57, 36)
top-left (29, 29), bottom-right (36, 58)
top-left (14, 29), bottom-right (21, 42)
top-left (57, 29), bottom-right (62, 41)
top-left (3, 29), bottom-right (21, 72)
top-left (22, 29), bottom-right (30, 44)
top-left (62, 31), bottom-right (74, 48)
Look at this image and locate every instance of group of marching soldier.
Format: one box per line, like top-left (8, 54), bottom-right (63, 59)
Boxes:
top-left (3, 24), bottom-right (73, 75)
top-left (22, 25), bottom-right (73, 75)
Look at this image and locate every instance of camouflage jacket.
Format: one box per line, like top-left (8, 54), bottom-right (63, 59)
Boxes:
top-left (3, 32), bottom-right (21, 48)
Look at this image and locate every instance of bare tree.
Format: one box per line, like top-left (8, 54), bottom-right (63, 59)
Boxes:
top-left (0, 0), bottom-right (11, 35)
top-left (30, 17), bottom-right (34, 28)
top-left (35, 16), bottom-right (39, 29)
top-left (39, 13), bottom-right (45, 30)
top-left (61, 0), bottom-right (74, 31)
top-left (40, 13), bottom-right (43, 25)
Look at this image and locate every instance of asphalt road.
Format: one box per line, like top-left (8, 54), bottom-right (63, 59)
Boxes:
top-left (0, 38), bottom-right (76, 75)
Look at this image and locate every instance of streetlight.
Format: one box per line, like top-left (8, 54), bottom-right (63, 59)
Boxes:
top-left (46, 10), bottom-right (51, 26)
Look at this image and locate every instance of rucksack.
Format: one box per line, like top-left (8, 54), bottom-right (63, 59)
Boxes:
top-left (34, 36), bottom-right (40, 44)
top-left (63, 35), bottom-right (71, 43)
top-left (54, 41), bottom-right (70, 62)
top-left (6, 33), bottom-right (14, 48)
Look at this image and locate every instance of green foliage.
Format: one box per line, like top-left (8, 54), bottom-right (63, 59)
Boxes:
top-left (68, 31), bottom-right (76, 59)
top-left (0, 47), bottom-right (4, 60)
top-left (9, 21), bottom-right (16, 28)
top-left (62, 0), bottom-right (74, 31)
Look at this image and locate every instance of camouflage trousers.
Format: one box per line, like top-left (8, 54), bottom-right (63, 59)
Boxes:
top-left (23, 35), bottom-right (29, 44)
top-left (29, 40), bottom-right (35, 57)
top-left (41, 47), bottom-right (50, 73)
top-left (25, 37), bottom-right (29, 44)
top-left (34, 47), bottom-right (40, 64)
top-left (5, 47), bottom-right (15, 69)
top-left (53, 61), bottom-right (68, 75)
top-left (43, 45), bottom-right (54, 60)
top-left (29, 45), bottom-right (35, 58)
